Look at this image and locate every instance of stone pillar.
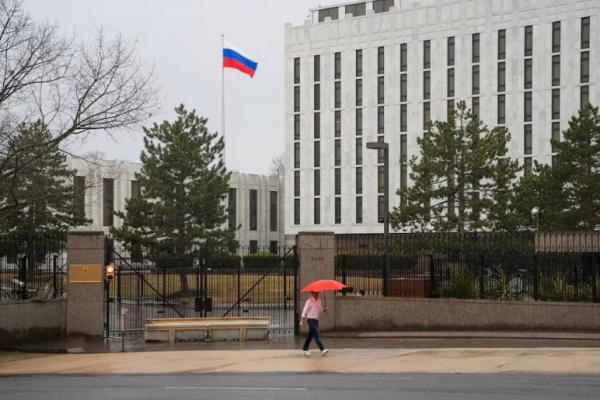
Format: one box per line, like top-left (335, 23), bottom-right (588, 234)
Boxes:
top-left (66, 232), bottom-right (105, 337)
top-left (297, 232), bottom-right (336, 332)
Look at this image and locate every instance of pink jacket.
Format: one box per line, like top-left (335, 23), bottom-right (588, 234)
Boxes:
top-left (302, 297), bottom-right (323, 320)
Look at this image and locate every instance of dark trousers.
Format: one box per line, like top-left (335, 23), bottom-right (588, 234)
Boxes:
top-left (302, 318), bottom-right (324, 351)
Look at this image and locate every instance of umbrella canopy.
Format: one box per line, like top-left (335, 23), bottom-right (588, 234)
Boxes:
top-left (301, 279), bottom-right (347, 293)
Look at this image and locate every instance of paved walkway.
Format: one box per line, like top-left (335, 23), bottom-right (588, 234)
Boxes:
top-left (1, 347), bottom-right (600, 375)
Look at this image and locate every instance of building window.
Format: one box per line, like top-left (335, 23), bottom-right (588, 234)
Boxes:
top-left (249, 240), bottom-right (258, 254)
top-left (314, 83), bottom-right (320, 110)
top-left (356, 137), bottom-right (363, 164)
top-left (581, 17), bottom-right (590, 49)
top-left (377, 106), bottom-right (384, 133)
top-left (377, 76), bottom-right (385, 104)
top-left (447, 68), bottom-right (455, 98)
top-left (74, 175), bottom-right (86, 218)
top-left (294, 86), bottom-right (300, 112)
top-left (130, 180), bottom-right (140, 200)
top-left (498, 30), bottom-right (506, 60)
top-left (294, 199), bottom-right (300, 225)
top-left (447, 37), bottom-right (455, 66)
top-left (377, 195), bottom-right (385, 223)
top-left (551, 122), bottom-right (560, 154)
top-left (423, 40), bottom-right (431, 69)
top-left (400, 43), bottom-right (407, 72)
top-left (472, 33), bottom-right (480, 63)
top-left (345, 2), bottom-right (366, 17)
top-left (524, 59), bottom-right (532, 90)
top-left (356, 79), bottom-right (363, 106)
top-left (334, 52), bottom-right (341, 80)
top-left (373, 0), bottom-right (394, 13)
top-left (334, 81), bottom-right (341, 108)
top-left (472, 97), bottom-right (480, 120)
top-left (581, 51), bottom-right (590, 83)
top-left (525, 25), bottom-right (533, 57)
top-left (314, 140), bottom-right (320, 167)
top-left (269, 241), bottom-right (278, 255)
top-left (400, 74), bottom-right (407, 102)
top-left (228, 188), bottom-right (236, 230)
top-left (356, 196), bottom-right (363, 224)
top-left (497, 95), bottom-right (505, 125)
top-left (552, 21), bottom-right (561, 53)
top-left (318, 7), bottom-right (339, 22)
top-left (356, 49), bottom-right (363, 77)
top-left (294, 58), bottom-right (300, 84)
top-left (552, 89), bottom-right (560, 120)
top-left (524, 92), bottom-right (532, 122)
top-left (552, 55), bottom-right (560, 87)
top-left (335, 168), bottom-right (341, 195)
top-left (423, 70), bottom-right (430, 99)
top-left (269, 191), bottom-right (277, 231)
top-left (524, 158), bottom-right (533, 175)
top-left (294, 171), bottom-right (300, 196)
top-left (400, 104), bottom-right (407, 132)
top-left (294, 142), bottom-right (300, 168)
top-left (314, 198), bottom-right (320, 224)
top-left (423, 102), bottom-right (430, 130)
top-left (356, 167), bottom-right (362, 194)
top-left (378, 166), bottom-right (385, 194)
top-left (314, 55), bottom-right (320, 82)
top-left (447, 99), bottom-right (455, 121)
top-left (472, 65), bottom-right (480, 95)
top-left (314, 113), bottom-right (320, 139)
top-left (377, 46), bottom-right (384, 74)
top-left (103, 178), bottom-right (114, 227)
top-left (498, 62), bottom-right (506, 92)
top-left (294, 114), bottom-right (300, 140)
top-left (356, 109), bottom-right (362, 135)
top-left (335, 110), bottom-right (341, 137)
top-left (581, 85), bottom-right (589, 110)
top-left (335, 197), bottom-right (341, 224)
top-left (249, 189), bottom-right (258, 231)
top-left (335, 139), bottom-right (341, 166)
top-left (314, 170), bottom-right (320, 196)
top-left (524, 124), bottom-right (533, 155)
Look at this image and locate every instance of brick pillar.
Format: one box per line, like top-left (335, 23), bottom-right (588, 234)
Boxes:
top-left (297, 232), bottom-right (336, 332)
top-left (66, 232), bottom-right (105, 337)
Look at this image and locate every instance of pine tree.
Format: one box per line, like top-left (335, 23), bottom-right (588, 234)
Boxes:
top-left (391, 101), bottom-right (521, 232)
top-left (0, 120), bottom-right (88, 235)
top-left (111, 105), bottom-right (235, 260)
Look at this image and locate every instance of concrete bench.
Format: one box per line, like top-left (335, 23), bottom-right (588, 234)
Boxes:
top-left (144, 317), bottom-right (270, 343)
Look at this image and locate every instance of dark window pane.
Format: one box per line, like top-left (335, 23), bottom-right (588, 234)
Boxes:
top-left (552, 55), bottom-right (560, 87)
top-left (400, 104), bottom-right (407, 132)
top-left (472, 65), bottom-right (480, 95)
top-left (314, 112), bottom-right (320, 139)
top-left (525, 25), bottom-right (533, 57)
top-left (377, 195), bottom-right (385, 223)
top-left (498, 30), bottom-right (506, 60)
top-left (335, 110), bottom-right (341, 137)
top-left (314, 197), bottom-right (320, 225)
top-left (423, 102), bottom-right (430, 130)
top-left (356, 78), bottom-right (363, 106)
top-left (377, 136), bottom-right (385, 164)
top-left (524, 157), bottom-right (532, 175)
top-left (356, 196), bottom-right (363, 223)
top-left (373, 0), bottom-right (394, 13)
top-left (447, 99), bottom-right (455, 121)
top-left (346, 3), bottom-right (366, 17)
top-left (335, 81), bottom-right (341, 108)
top-left (294, 199), bottom-right (300, 225)
top-left (447, 36), bottom-right (455, 66)
top-left (400, 73), bottom-right (407, 102)
top-left (294, 114), bottom-right (300, 140)
top-left (314, 55), bottom-right (320, 81)
top-left (552, 21), bottom-right (561, 53)
top-left (294, 58), bottom-right (300, 84)
top-left (249, 189), bottom-right (258, 231)
top-left (498, 94), bottom-right (505, 125)
top-left (400, 43), bottom-right (407, 72)
top-left (581, 51), bottom-right (590, 83)
top-left (294, 171), bottom-right (300, 196)
top-left (335, 139), bottom-right (341, 166)
top-left (472, 33), bottom-right (480, 63)
top-left (524, 124), bottom-right (533, 155)
top-left (552, 89), bottom-right (560, 120)
top-left (356, 49), bottom-right (363, 77)
top-left (269, 191), bottom-right (277, 231)
top-left (334, 52), bottom-right (341, 80)
top-left (472, 96), bottom-right (480, 120)
top-left (378, 166), bottom-right (385, 194)
top-left (314, 140), bottom-right (320, 167)
top-left (423, 70), bottom-right (430, 99)
top-left (103, 178), bottom-right (114, 227)
top-left (524, 92), bottom-right (532, 122)
top-left (524, 59), bottom-right (532, 90)
top-left (74, 175), bottom-right (86, 218)
top-left (356, 137), bottom-right (363, 164)
top-left (294, 86), bottom-right (300, 112)
top-left (378, 76), bottom-right (384, 104)
top-left (314, 83), bottom-right (320, 110)
top-left (582, 17), bottom-right (590, 49)
top-left (498, 61), bottom-right (506, 92)
top-left (269, 241), bottom-right (278, 255)
top-left (377, 106), bottom-right (384, 133)
top-left (294, 142), bottom-right (300, 168)
top-left (249, 240), bottom-right (258, 254)
top-left (378, 46), bottom-right (385, 74)
top-left (335, 168), bottom-right (341, 195)
top-left (314, 169), bottom-right (320, 196)
top-left (130, 180), bottom-right (140, 200)
top-left (423, 40), bottom-right (431, 69)
top-left (356, 108), bottom-right (362, 136)
top-left (318, 7), bottom-right (339, 22)
top-left (228, 188), bottom-right (236, 230)
top-left (447, 68), bottom-right (455, 98)
top-left (335, 197), bottom-right (341, 224)
top-left (356, 167), bottom-right (362, 194)
top-left (581, 85), bottom-right (589, 110)
top-left (551, 122), bottom-right (560, 153)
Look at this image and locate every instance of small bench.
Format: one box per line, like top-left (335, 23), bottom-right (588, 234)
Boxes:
top-left (144, 317), bottom-right (270, 343)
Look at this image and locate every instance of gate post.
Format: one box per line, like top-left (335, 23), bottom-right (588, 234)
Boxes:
top-left (296, 232), bottom-right (336, 332)
top-left (66, 231), bottom-right (106, 338)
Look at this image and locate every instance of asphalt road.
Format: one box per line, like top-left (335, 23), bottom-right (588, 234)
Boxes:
top-left (1, 373), bottom-right (599, 400)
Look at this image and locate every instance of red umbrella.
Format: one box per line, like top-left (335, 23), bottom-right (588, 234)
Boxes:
top-left (301, 279), bottom-right (347, 293)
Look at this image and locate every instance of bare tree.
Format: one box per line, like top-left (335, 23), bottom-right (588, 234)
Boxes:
top-left (0, 0), bottom-right (158, 220)
top-left (270, 154), bottom-right (285, 179)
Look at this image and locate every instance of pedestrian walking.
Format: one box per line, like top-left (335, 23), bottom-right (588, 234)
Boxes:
top-left (300, 291), bottom-right (329, 356)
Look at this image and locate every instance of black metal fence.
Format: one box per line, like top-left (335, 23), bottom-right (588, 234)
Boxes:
top-left (0, 234), bottom-right (67, 301)
top-left (336, 232), bottom-right (600, 303)
top-left (105, 245), bottom-right (298, 337)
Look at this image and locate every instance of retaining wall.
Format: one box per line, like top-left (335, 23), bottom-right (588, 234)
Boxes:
top-left (0, 299), bottom-right (67, 344)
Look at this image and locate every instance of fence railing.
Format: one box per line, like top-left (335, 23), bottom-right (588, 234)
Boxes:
top-left (336, 232), bottom-right (600, 303)
top-left (0, 234), bottom-right (67, 301)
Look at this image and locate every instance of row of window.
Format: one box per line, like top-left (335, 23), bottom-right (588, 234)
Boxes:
top-left (318, 0), bottom-right (394, 22)
top-left (228, 189), bottom-right (278, 232)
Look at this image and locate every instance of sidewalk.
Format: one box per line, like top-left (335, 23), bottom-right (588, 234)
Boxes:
top-left (1, 347), bottom-right (600, 375)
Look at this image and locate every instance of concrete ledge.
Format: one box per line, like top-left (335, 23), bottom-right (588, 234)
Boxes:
top-left (0, 299), bottom-right (67, 344)
top-left (145, 318), bottom-right (270, 343)
top-left (335, 297), bottom-right (600, 332)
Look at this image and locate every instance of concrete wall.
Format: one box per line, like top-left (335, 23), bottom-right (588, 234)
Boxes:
top-left (335, 296), bottom-right (600, 332)
top-left (0, 299), bottom-right (66, 344)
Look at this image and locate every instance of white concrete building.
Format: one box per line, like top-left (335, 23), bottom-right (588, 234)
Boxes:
top-left (284, 0), bottom-right (599, 236)
top-left (68, 158), bottom-right (285, 252)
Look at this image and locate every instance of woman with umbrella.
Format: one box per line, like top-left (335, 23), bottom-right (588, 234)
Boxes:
top-left (300, 279), bottom-right (346, 357)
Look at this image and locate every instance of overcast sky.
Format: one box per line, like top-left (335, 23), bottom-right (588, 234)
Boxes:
top-left (25, 0), bottom-right (339, 175)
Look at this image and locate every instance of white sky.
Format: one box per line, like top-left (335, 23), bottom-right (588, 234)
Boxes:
top-left (25, 0), bottom-right (340, 175)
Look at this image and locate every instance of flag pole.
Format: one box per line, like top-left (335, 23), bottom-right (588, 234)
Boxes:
top-left (221, 34), bottom-right (226, 167)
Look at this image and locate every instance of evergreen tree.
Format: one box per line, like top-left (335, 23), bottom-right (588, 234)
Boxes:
top-left (0, 120), bottom-right (88, 235)
top-left (391, 101), bottom-right (521, 232)
top-left (513, 105), bottom-right (600, 230)
top-left (111, 105), bottom-right (235, 259)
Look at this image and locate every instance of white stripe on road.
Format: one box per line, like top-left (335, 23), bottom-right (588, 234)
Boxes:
top-left (165, 386), bottom-right (308, 391)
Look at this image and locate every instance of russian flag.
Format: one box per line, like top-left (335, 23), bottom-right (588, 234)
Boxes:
top-left (222, 39), bottom-right (258, 78)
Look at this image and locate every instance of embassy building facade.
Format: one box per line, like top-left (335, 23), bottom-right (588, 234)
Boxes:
top-left (284, 0), bottom-right (599, 236)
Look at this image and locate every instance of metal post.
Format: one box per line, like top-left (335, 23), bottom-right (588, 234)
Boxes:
top-left (120, 304), bottom-right (125, 352)
top-left (237, 256), bottom-right (242, 316)
top-left (341, 254), bottom-right (347, 295)
top-left (19, 257), bottom-right (27, 300)
top-left (479, 253), bottom-right (485, 299)
top-left (52, 255), bottom-right (58, 298)
top-left (429, 254), bottom-right (435, 298)
top-left (593, 254), bottom-right (599, 303)
top-left (282, 255), bottom-right (287, 310)
top-left (533, 254), bottom-right (539, 301)
top-left (383, 146), bottom-right (390, 297)
top-left (293, 245), bottom-right (299, 336)
top-left (162, 265), bottom-right (166, 314)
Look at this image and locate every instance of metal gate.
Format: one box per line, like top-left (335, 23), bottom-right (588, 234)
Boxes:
top-left (104, 241), bottom-right (298, 337)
